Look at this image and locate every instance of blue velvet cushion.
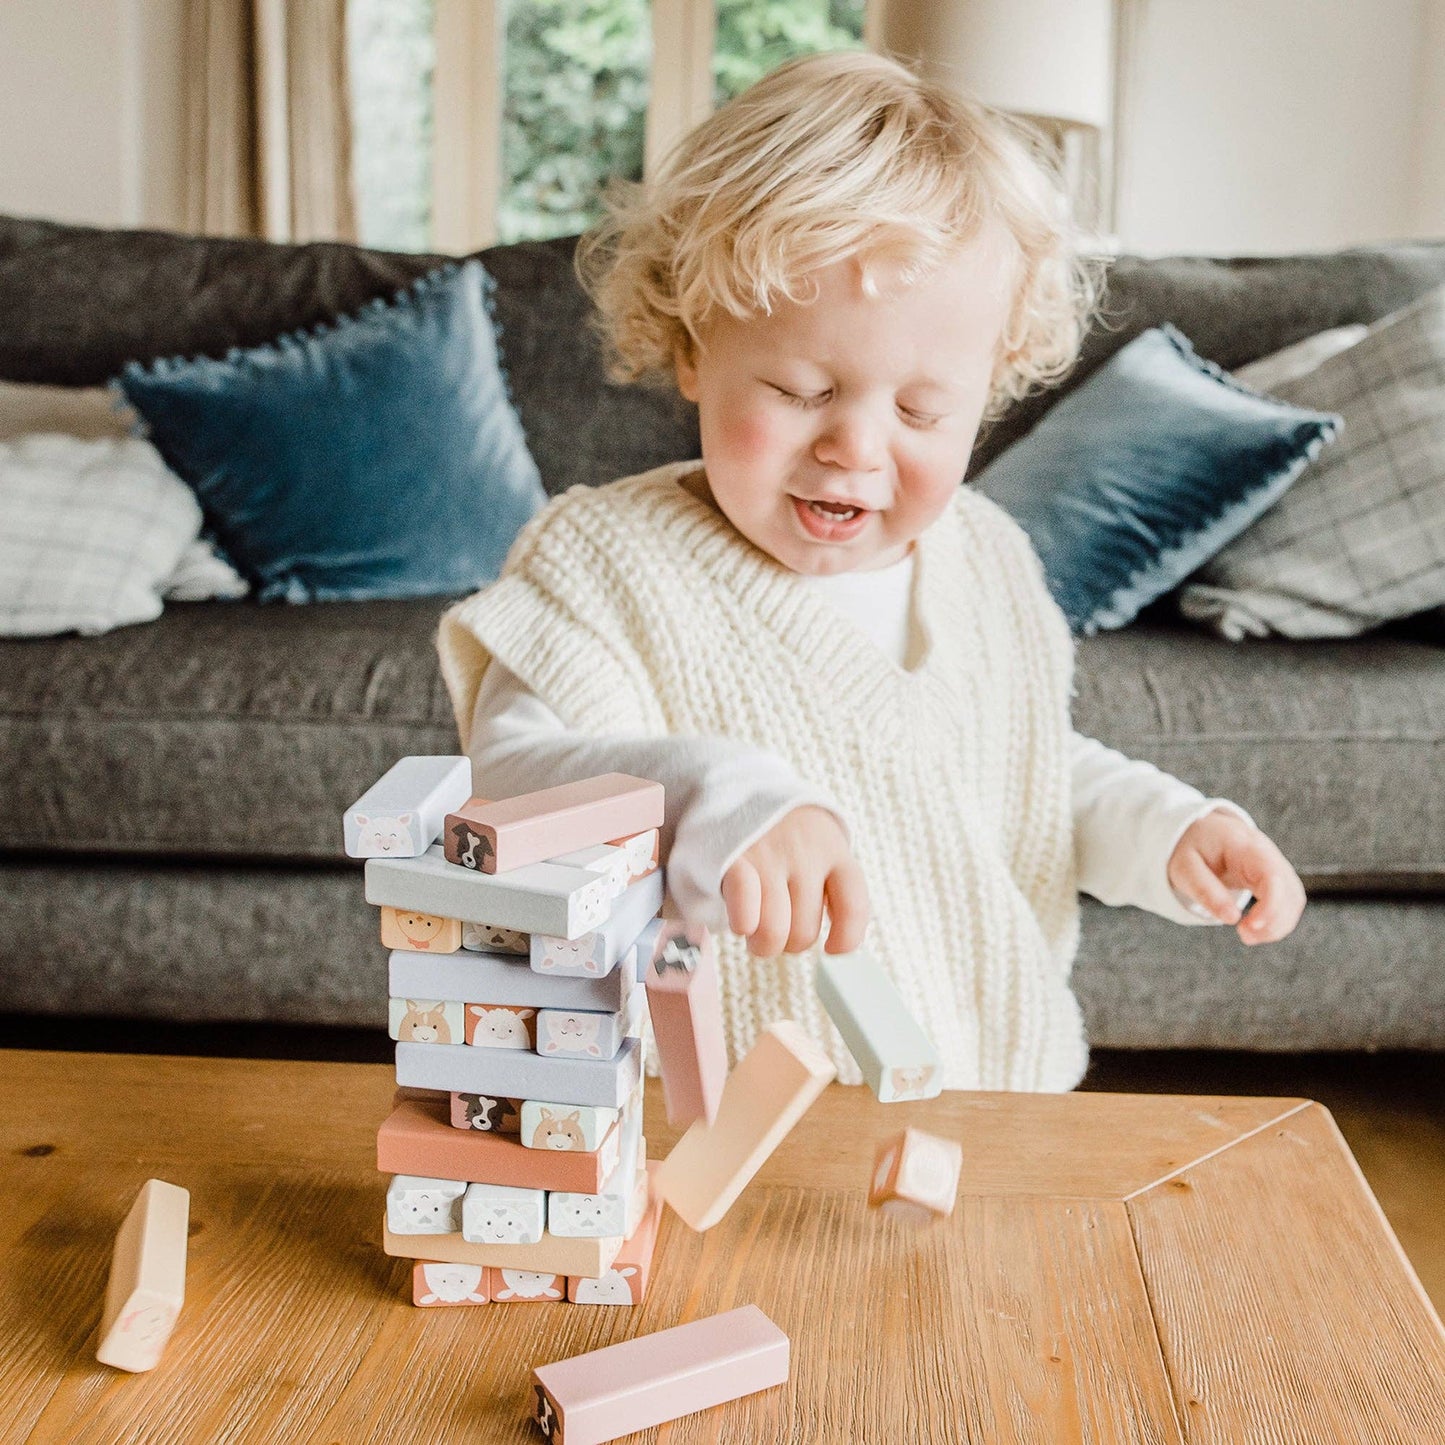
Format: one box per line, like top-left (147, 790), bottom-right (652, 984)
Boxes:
top-left (974, 324), bottom-right (1342, 634)
top-left (118, 261), bottom-right (545, 603)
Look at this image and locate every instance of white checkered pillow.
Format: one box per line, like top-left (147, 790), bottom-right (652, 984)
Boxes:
top-left (0, 434), bottom-right (247, 638)
top-left (1181, 286), bottom-right (1445, 638)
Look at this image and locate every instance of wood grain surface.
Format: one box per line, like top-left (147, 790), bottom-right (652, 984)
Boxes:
top-left (0, 1050), bottom-right (1441, 1444)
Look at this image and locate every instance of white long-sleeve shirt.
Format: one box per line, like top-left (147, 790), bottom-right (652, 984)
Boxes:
top-left (468, 546), bottom-right (1243, 933)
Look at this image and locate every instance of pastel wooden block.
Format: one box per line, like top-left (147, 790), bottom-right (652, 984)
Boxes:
top-left (464, 1002), bottom-right (537, 1050)
top-left (644, 923), bottom-right (728, 1128)
top-left (487, 1266), bottom-right (565, 1302)
top-left (547, 1153), bottom-right (646, 1239)
top-left (530, 870), bottom-right (664, 977)
top-left (536, 1007), bottom-right (622, 1061)
top-left (442, 774), bottom-right (663, 874)
top-left (396, 1037), bottom-right (642, 1109)
top-left (380, 1099), bottom-right (620, 1192)
top-left (390, 947), bottom-right (635, 1014)
top-left (531, 1304), bottom-right (789, 1445)
top-left (366, 846), bottom-right (613, 940)
top-left (449, 1092), bottom-right (521, 1134)
top-left (631, 919), bottom-right (664, 981)
top-left (566, 1172), bottom-right (664, 1305)
top-left (412, 1261), bottom-right (490, 1307)
top-left (96, 1178), bottom-right (188, 1373)
top-left (463, 1182), bottom-right (546, 1245)
top-left (344, 755), bottom-right (472, 858)
top-left (389, 998), bottom-right (465, 1045)
top-left (654, 1021), bottom-right (835, 1232)
top-left (520, 1100), bottom-right (618, 1153)
top-left (868, 1127), bottom-right (963, 1224)
top-left (814, 950), bottom-right (943, 1103)
top-left (549, 843), bottom-right (630, 898)
top-left (382, 1218), bottom-right (622, 1278)
top-left (607, 827), bottom-right (659, 883)
top-left (386, 1174), bottom-right (467, 1234)
top-left (461, 921), bottom-right (530, 954)
top-left (380, 907), bottom-right (462, 953)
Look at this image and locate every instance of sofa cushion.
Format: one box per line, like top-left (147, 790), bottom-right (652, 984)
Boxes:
top-left (1, 601), bottom-right (1442, 880)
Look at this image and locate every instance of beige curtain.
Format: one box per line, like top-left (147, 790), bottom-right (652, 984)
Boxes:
top-left (183, 0), bottom-right (357, 243)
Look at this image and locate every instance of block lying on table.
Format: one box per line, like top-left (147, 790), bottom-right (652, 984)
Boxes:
top-left (814, 950), bottom-right (942, 1103)
top-left (654, 1021), bottom-right (835, 1232)
top-left (644, 923), bottom-right (728, 1128)
top-left (566, 1167), bottom-right (664, 1306)
top-left (868, 1127), bottom-right (963, 1225)
top-left (531, 1304), bottom-right (789, 1444)
top-left (396, 1037), bottom-right (641, 1109)
top-left (96, 1178), bottom-right (189, 1373)
top-left (383, 1218), bottom-right (622, 1278)
top-left (412, 1261), bottom-right (490, 1307)
top-left (390, 948), bottom-right (635, 1015)
top-left (381, 907), bottom-right (462, 954)
top-left (367, 846), bottom-right (613, 940)
top-left (530, 871), bottom-right (664, 977)
top-left (389, 998), bottom-right (465, 1045)
top-left (344, 755), bottom-right (472, 859)
top-left (443, 774), bottom-right (663, 874)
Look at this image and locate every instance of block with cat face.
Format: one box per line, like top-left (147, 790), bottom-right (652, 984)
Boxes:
top-left (412, 1261), bottom-right (489, 1307)
top-left (449, 1092), bottom-right (521, 1134)
top-left (386, 1175), bottom-right (467, 1235)
top-left (485, 1266), bottom-right (564, 1302)
top-left (464, 1003), bottom-right (536, 1050)
top-left (460, 920), bottom-right (529, 955)
top-left (867, 1127), bottom-right (962, 1225)
top-left (520, 1100), bottom-right (618, 1153)
top-left (389, 998), bottom-right (464, 1045)
top-left (461, 1182), bottom-right (545, 1245)
top-left (380, 907), bottom-right (461, 954)
top-left (535, 1007), bottom-right (622, 1061)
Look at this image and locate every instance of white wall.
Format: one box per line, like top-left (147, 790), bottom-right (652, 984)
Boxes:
top-left (1410, 0), bottom-right (1445, 236)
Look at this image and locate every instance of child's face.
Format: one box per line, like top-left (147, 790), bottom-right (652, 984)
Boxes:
top-left (675, 228), bottom-right (1015, 575)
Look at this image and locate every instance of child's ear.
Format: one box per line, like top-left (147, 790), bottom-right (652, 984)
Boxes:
top-left (673, 336), bottom-right (700, 403)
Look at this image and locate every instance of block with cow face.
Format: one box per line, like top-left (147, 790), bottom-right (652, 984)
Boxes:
top-left (463, 1003), bottom-right (537, 1050)
top-left (380, 907), bottom-right (461, 954)
top-left (386, 1174), bottom-right (466, 1235)
top-left (867, 1127), bottom-right (962, 1225)
top-left (535, 1007), bottom-right (622, 1061)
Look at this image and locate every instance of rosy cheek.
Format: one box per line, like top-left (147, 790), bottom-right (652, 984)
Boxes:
top-left (717, 408), bottom-right (784, 466)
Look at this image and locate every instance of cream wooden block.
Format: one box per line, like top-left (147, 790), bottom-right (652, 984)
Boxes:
top-left (654, 1021), bottom-right (836, 1232)
top-left (868, 1127), bottom-right (963, 1224)
top-left (381, 1218), bottom-right (622, 1278)
top-left (96, 1178), bottom-right (188, 1373)
top-left (388, 998), bottom-right (465, 1045)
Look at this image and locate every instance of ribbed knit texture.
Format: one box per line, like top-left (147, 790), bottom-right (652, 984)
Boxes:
top-left (438, 462), bottom-right (1086, 1091)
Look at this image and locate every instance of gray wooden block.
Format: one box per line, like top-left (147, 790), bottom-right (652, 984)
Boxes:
top-left (395, 1036), bottom-right (642, 1108)
top-left (388, 950), bottom-right (635, 1013)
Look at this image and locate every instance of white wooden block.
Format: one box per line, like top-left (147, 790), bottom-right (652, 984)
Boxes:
top-left (96, 1179), bottom-right (188, 1373)
top-left (519, 1100), bottom-right (619, 1153)
top-left (549, 843), bottom-right (631, 898)
top-left (344, 756), bottom-right (471, 858)
top-left (536, 1007), bottom-right (623, 1060)
top-left (548, 1146), bottom-right (646, 1239)
top-left (386, 1175), bottom-right (467, 1235)
top-left (462, 1182), bottom-right (546, 1245)
top-left (530, 871), bottom-right (664, 977)
top-left (388, 998), bottom-right (466, 1045)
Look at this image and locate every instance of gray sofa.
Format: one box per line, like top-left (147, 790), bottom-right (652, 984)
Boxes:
top-left (2, 216), bottom-right (1443, 1052)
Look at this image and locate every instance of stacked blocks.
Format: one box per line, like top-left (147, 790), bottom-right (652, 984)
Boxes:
top-left (344, 760), bottom-right (670, 1309)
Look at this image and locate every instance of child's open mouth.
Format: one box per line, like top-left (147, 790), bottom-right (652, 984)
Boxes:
top-left (792, 495), bottom-right (872, 541)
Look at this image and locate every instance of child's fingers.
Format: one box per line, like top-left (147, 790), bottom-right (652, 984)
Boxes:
top-left (721, 858), bottom-right (762, 942)
top-left (822, 857), bottom-right (870, 954)
top-left (1227, 838), bottom-right (1307, 944)
top-left (1172, 847), bottom-right (1245, 925)
top-left (784, 874), bottom-right (825, 955)
top-left (747, 868), bottom-right (795, 958)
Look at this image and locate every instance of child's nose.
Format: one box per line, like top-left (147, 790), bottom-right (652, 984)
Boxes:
top-left (813, 409), bottom-right (887, 473)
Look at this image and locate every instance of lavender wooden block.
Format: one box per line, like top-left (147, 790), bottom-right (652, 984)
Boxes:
top-left (530, 871), bottom-right (664, 978)
top-left (395, 1037), bottom-right (642, 1109)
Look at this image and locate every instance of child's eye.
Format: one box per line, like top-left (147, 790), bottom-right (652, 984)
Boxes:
top-left (770, 384), bottom-right (830, 409)
top-left (899, 408), bottom-right (943, 429)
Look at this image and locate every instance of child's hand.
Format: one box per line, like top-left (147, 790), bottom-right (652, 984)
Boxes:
top-left (1167, 809), bottom-right (1306, 944)
top-left (721, 805), bottom-right (869, 957)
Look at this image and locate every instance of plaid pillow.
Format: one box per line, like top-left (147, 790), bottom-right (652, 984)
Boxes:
top-left (1182, 286), bottom-right (1445, 638)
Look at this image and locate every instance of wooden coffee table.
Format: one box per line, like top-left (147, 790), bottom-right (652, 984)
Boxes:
top-left (1, 1050), bottom-right (1441, 1443)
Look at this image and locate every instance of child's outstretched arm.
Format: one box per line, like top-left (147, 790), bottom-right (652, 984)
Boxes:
top-left (1166, 808), bottom-right (1306, 944)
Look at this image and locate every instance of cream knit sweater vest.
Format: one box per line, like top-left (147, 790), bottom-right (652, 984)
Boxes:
top-left (438, 462), bottom-right (1086, 1092)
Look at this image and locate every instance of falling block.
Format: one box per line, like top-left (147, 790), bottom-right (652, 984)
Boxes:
top-left (531, 1304), bottom-right (789, 1444)
top-left (644, 923), bottom-right (728, 1128)
top-left (381, 907), bottom-right (462, 954)
top-left (366, 846), bottom-right (613, 940)
top-left (520, 1100), bottom-right (618, 1153)
top-left (868, 1128), bottom-right (963, 1225)
top-left (96, 1179), bottom-right (188, 1373)
top-left (383, 1218), bottom-right (622, 1278)
top-left (465, 1003), bottom-right (538, 1050)
top-left (654, 1021), bottom-right (835, 1232)
top-left (463, 1182), bottom-right (546, 1245)
top-left (442, 774), bottom-right (664, 874)
top-left (536, 1008), bottom-right (622, 1061)
top-left (814, 950), bottom-right (943, 1103)
top-left (488, 1266), bottom-right (565, 1302)
top-left (531, 871), bottom-right (664, 977)
top-left (608, 828), bottom-right (659, 884)
top-left (344, 755), bottom-right (472, 858)
top-left (389, 998), bottom-right (465, 1045)
top-left (391, 947), bottom-right (634, 1015)
top-left (549, 844), bottom-right (630, 898)
top-left (413, 1261), bottom-right (490, 1307)
top-left (462, 921), bottom-right (529, 954)
top-left (396, 1037), bottom-right (641, 1108)
top-left (386, 1175), bottom-right (467, 1235)
top-left (566, 1168), bottom-right (664, 1305)
top-left (449, 1093), bottom-right (522, 1135)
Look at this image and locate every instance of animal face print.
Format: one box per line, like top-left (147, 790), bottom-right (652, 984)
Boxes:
top-left (619, 829), bottom-right (657, 877)
top-left (494, 1269), bottom-right (562, 1301)
top-left (549, 1191), bottom-right (623, 1237)
top-left (450, 821), bottom-right (494, 871)
top-left (538, 1012), bottom-right (605, 1058)
top-left (534, 937), bottom-right (600, 975)
top-left (387, 1178), bottom-right (463, 1234)
top-left (352, 812), bottom-right (414, 857)
top-left (470, 1205), bottom-right (530, 1243)
top-left (531, 1107), bottom-right (586, 1151)
top-left (534, 1385), bottom-right (561, 1440)
top-left (460, 1094), bottom-right (519, 1132)
top-left (571, 1266), bottom-right (638, 1305)
top-left (574, 881), bottom-right (609, 931)
top-left (888, 1066), bottom-right (936, 1101)
top-left (397, 1000), bottom-right (453, 1045)
top-left (463, 922), bottom-right (529, 954)
top-left (467, 1004), bottom-right (535, 1050)
top-left (417, 1263), bottom-right (486, 1305)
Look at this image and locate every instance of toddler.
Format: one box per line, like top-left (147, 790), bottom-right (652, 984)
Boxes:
top-left (438, 52), bottom-right (1305, 1091)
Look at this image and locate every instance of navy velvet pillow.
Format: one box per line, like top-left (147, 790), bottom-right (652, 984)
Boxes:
top-left (974, 324), bottom-right (1342, 634)
top-left (118, 261), bottom-right (545, 603)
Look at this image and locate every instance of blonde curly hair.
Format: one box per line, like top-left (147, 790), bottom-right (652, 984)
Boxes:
top-left (575, 50), bottom-right (1107, 423)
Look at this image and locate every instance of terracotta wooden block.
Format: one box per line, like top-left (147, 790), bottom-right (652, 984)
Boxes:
top-left (464, 1003), bottom-right (538, 1050)
top-left (520, 1100), bottom-right (617, 1153)
top-left (654, 1021), bottom-right (836, 1232)
top-left (644, 923), bottom-right (728, 1128)
top-left (536, 1008), bottom-right (622, 1061)
top-left (380, 1099), bottom-right (619, 1192)
top-left (366, 846), bottom-right (613, 940)
top-left (461, 921), bottom-right (529, 954)
top-left (868, 1128), bottom-right (963, 1224)
top-left (607, 827), bottom-right (659, 884)
top-left (344, 755), bottom-right (471, 858)
top-left (380, 907), bottom-right (462, 954)
top-left (449, 1092), bottom-right (521, 1134)
top-left (487, 1267), bottom-right (566, 1302)
top-left (95, 1179), bottom-right (188, 1373)
top-left (566, 1169), bottom-right (664, 1305)
top-left (530, 871), bottom-right (664, 978)
top-left (531, 1304), bottom-right (789, 1444)
top-left (442, 774), bottom-right (663, 874)
top-left (390, 947), bottom-right (635, 1015)
top-left (462, 1182), bottom-right (546, 1245)
top-left (412, 1261), bottom-right (490, 1307)
top-left (386, 1175), bottom-right (467, 1234)
top-left (395, 1037), bottom-right (641, 1109)
top-left (814, 950), bottom-right (943, 1103)
top-left (382, 1218), bottom-right (622, 1278)
top-left (548, 844), bottom-right (630, 898)
top-left (388, 998), bottom-right (465, 1045)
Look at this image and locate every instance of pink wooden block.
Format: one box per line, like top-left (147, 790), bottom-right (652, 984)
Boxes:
top-left (868, 1127), bottom-right (962, 1224)
top-left (531, 1304), bottom-right (789, 1443)
top-left (444, 774), bottom-right (664, 874)
top-left (464, 1003), bottom-right (537, 1050)
top-left (412, 1261), bottom-right (490, 1307)
top-left (644, 923), bottom-right (728, 1128)
top-left (487, 1266), bottom-right (566, 1302)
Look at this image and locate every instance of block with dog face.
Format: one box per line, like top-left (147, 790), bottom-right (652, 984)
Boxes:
top-left (449, 1092), bottom-right (522, 1133)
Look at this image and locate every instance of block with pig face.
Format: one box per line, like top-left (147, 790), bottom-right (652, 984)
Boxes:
top-left (867, 1128), bottom-right (962, 1224)
top-left (536, 1008), bottom-right (622, 1060)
